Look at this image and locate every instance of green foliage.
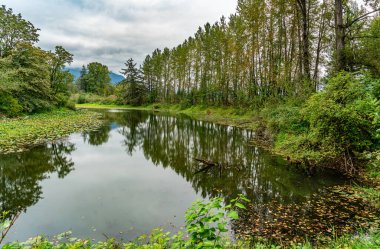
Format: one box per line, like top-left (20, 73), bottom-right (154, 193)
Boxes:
top-left (0, 211), bottom-right (10, 234)
top-left (77, 62), bottom-right (112, 95)
top-left (1, 196), bottom-right (248, 249)
top-left (77, 93), bottom-right (87, 104)
top-left (0, 92), bottom-right (22, 117)
top-left (0, 43), bottom-right (54, 114)
top-left (261, 103), bottom-right (308, 136)
top-left (302, 72), bottom-right (379, 157)
top-left (0, 6), bottom-right (74, 116)
top-left (118, 58), bottom-right (147, 106)
top-left (72, 93), bottom-right (118, 105)
top-left (357, 17), bottom-right (380, 76)
top-left (51, 70), bottom-right (74, 106)
top-left (270, 72), bottom-right (380, 174)
top-left (65, 101), bottom-right (76, 111)
top-left (49, 46), bottom-right (74, 100)
top-left (0, 5), bottom-right (39, 57)
top-left (184, 194), bottom-right (248, 248)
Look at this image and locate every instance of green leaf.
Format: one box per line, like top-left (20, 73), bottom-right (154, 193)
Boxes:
top-left (235, 203), bottom-right (246, 209)
top-left (227, 211), bottom-right (239, 219)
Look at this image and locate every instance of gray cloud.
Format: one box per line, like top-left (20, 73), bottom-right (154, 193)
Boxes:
top-left (2, 0), bottom-right (237, 72)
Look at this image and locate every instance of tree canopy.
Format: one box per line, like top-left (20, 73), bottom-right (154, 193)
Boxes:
top-left (0, 5), bottom-right (39, 58)
top-left (76, 62), bottom-right (112, 96)
top-left (0, 6), bottom-right (74, 116)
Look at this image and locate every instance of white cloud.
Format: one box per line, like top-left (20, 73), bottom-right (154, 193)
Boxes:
top-left (2, 0), bottom-right (237, 72)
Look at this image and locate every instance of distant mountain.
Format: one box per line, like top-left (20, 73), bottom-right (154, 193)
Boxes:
top-left (67, 68), bottom-right (124, 85)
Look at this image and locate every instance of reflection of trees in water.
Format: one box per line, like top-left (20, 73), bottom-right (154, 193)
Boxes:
top-left (81, 111), bottom-right (150, 150)
top-left (119, 111), bottom-right (149, 156)
top-left (0, 141), bottom-right (75, 217)
top-left (114, 110), bottom-right (324, 203)
top-left (82, 125), bottom-right (111, 146)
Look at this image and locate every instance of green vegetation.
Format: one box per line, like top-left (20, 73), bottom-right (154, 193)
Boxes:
top-left (0, 6), bottom-right (75, 117)
top-left (116, 58), bottom-right (147, 106)
top-left (2, 231), bottom-right (380, 249)
top-left (71, 93), bottom-right (118, 105)
top-left (76, 63), bottom-right (114, 96)
top-left (267, 72), bottom-right (380, 176)
top-left (0, 109), bottom-right (103, 154)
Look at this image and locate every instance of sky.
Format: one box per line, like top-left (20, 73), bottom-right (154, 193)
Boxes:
top-left (2, 0), bottom-right (237, 73)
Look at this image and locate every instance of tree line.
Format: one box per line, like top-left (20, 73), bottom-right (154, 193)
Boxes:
top-left (118, 0), bottom-right (379, 107)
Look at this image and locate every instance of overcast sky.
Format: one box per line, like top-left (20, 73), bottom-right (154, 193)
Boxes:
top-left (2, 0), bottom-right (237, 73)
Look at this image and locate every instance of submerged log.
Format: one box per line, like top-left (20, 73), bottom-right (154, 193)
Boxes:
top-left (194, 158), bottom-right (219, 166)
top-left (193, 158), bottom-right (222, 174)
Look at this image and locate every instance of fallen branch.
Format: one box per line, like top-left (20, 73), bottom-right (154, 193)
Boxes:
top-left (0, 211), bottom-right (21, 244)
top-left (194, 158), bottom-right (219, 166)
top-left (193, 158), bottom-right (222, 174)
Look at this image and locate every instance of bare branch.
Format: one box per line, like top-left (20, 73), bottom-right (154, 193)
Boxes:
top-left (350, 35), bottom-right (380, 39)
top-left (347, 8), bottom-right (380, 28)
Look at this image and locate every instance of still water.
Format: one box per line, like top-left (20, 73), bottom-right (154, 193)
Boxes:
top-left (0, 110), bottom-right (343, 243)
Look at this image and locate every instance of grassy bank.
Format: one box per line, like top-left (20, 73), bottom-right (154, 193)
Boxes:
top-left (76, 103), bottom-right (260, 129)
top-left (0, 109), bottom-right (103, 154)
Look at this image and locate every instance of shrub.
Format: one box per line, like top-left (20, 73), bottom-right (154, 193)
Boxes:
top-left (0, 93), bottom-right (22, 117)
top-left (65, 101), bottom-right (76, 111)
top-left (77, 94), bottom-right (87, 104)
top-left (303, 72), bottom-right (378, 154)
top-left (278, 72), bottom-right (380, 175)
top-left (55, 93), bottom-right (69, 107)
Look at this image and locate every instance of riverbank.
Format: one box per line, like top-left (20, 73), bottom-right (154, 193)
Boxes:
top-left (0, 109), bottom-right (103, 154)
top-left (76, 103), bottom-right (260, 128)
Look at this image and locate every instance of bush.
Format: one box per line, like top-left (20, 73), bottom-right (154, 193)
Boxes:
top-left (77, 94), bottom-right (87, 104)
top-left (279, 72), bottom-right (380, 175)
top-left (261, 103), bottom-right (308, 135)
top-left (65, 101), bottom-right (76, 111)
top-left (74, 93), bottom-right (118, 105)
top-left (0, 93), bottom-right (22, 117)
top-left (303, 72), bottom-right (378, 155)
top-left (100, 95), bottom-right (118, 104)
top-left (55, 93), bottom-right (69, 107)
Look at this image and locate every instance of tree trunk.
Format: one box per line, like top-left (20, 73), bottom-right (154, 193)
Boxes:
top-left (313, 0), bottom-right (328, 86)
top-left (297, 0), bottom-right (311, 81)
top-left (335, 0), bottom-right (345, 71)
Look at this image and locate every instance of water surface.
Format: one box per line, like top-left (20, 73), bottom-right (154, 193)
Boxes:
top-left (0, 110), bottom-right (344, 243)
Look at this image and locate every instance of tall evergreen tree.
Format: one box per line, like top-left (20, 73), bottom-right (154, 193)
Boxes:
top-left (119, 58), bottom-right (146, 106)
